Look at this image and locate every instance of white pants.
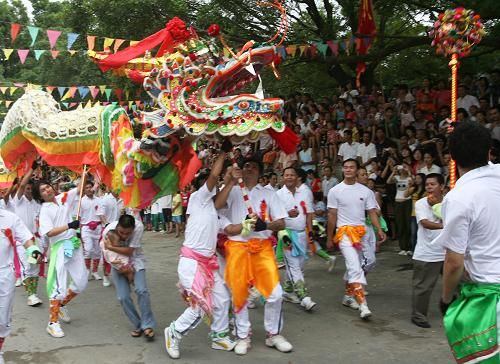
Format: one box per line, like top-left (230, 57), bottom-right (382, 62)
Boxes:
top-left (234, 284), bottom-right (283, 339)
top-left (16, 240), bottom-right (41, 279)
top-left (82, 226), bottom-right (102, 260)
top-left (340, 235), bottom-right (367, 285)
top-left (0, 266), bottom-right (15, 337)
top-left (174, 257), bottom-right (231, 334)
top-left (50, 246), bottom-right (88, 300)
top-left (361, 227), bottom-right (377, 273)
top-left (284, 231), bottom-right (307, 284)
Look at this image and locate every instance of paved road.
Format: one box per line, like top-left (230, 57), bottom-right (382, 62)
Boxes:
top-left (6, 232), bottom-right (453, 363)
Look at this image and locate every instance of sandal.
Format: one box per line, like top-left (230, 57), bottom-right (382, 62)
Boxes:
top-left (131, 329), bottom-right (143, 337)
top-left (143, 328), bottom-right (155, 341)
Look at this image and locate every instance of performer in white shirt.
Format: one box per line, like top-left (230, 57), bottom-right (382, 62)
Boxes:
top-left (327, 159), bottom-right (386, 319)
top-left (79, 181), bottom-right (103, 280)
top-left (35, 179), bottom-right (87, 338)
top-left (215, 157), bottom-right (293, 355)
top-left (276, 167), bottom-right (316, 311)
top-left (165, 151), bottom-right (253, 359)
top-left (0, 209), bottom-right (40, 364)
top-left (436, 122), bottom-right (500, 363)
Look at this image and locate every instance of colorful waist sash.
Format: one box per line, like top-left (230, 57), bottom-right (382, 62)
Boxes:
top-left (179, 246), bottom-right (219, 315)
top-left (444, 282), bottom-right (500, 364)
top-left (224, 239), bottom-right (279, 312)
top-left (46, 237), bottom-right (81, 297)
top-left (334, 225), bottom-right (366, 249)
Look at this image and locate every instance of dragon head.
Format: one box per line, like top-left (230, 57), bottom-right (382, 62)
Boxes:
top-left (140, 34), bottom-right (285, 142)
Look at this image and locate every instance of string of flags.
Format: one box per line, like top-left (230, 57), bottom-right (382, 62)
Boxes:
top-left (0, 98), bottom-right (152, 112)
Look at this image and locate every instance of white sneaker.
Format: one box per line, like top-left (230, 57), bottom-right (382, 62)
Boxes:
top-left (342, 295), bottom-right (360, 310)
top-left (15, 278), bottom-right (22, 287)
top-left (27, 294), bottom-right (43, 307)
top-left (164, 326), bottom-right (181, 359)
top-left (211, 334), bottom-right (236, 351)
top-left (327, 256), bottom-right (337, 272)
top-left (58, 306), bottom-right (71, 323)
top-left (300, 296), bottom-right (317, 311)
top-left (92, 272), bottom-right (102, 281)
top-left (359, 303), bottom-right (372, 319)
top-left (398, 250), bottom-right (408, 256)
top-left (406, 251), bottom-right (413, 256)
top-left (102, 275), bottom-right (111, 287)
top-left (0, 351), bottom-right (4, 364)
top-left (87, 269), bottom-right (93, 281)
top-left (234, 337), bottom-right (251, 355)
top-left (282, 292), bottom-right (300, 304)
top-left (46, 322), bottom-right (65, 338)
top-left (265, 334), bottom-right (293, 353)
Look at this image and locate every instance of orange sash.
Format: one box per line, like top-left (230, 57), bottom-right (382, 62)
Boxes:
top-left (224, 239), bottom-right (279, 312)
top-left (334, 225), bottom-right (366, 249)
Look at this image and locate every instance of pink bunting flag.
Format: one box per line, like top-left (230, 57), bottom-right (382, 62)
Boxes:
top-left (45, 86), bottom-right (56, 94)
top-left (87, 36), bottom-right (96, 51)
top-left (69, 102), bottom-right (78, 108)
top-left (10, 23), bottom-right (21, 43)
top-left (50, 50), bottom-right (60, 59)
top-left (47, 30), bottom-right (62, 49)
top-left (326, 40), bottom-right (339, 56)
top-left (68, 86), bottom-right (77, 97)
top-left (113, 39), bottom-right (125, 53)
top-left (17, 49), bottom-right (29, 64)
top-left (88, 86), bottom-right (99, 99)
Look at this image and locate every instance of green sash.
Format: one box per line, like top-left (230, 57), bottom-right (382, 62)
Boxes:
top-left (46, 237), bottom-right (81, 297)
top-left (444, 282), bottom-right (500, 363)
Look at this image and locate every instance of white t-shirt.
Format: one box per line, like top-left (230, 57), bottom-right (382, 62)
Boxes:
top-left (457, 94), bottom-right (480, 113)
top-left (0, 209), bottom-right (33, 269)
top-left (276, 185), bottom-right (313, 231)
top-left (327, 181), bottom-right (377, 227)
top-left (394, 175), bottom-right (412, 201)
top-left (322, 176), bottom-right (339, 198)
top-left (338, 142), bottom-right (360, 161)
top-left (224, 184), bottom-right (287, 242)
top-left (12, 195), bottom-right (40, 234)
top-left (357, 143), bottom-right (377, 164)
top-left (434, 164), bottom-right (500, 283)
top-left (413, 197), bottom-right (445, 262)
top-left (157, 195), bottom-right (172, 209)
top-left (299, 148), bottom-right (315, 171)
top-left (418, 164), bottom-right (442, 176)
top-left (103, 218), bottom-right (146, 271)
top-left (79, 195), bottom-right (101, 224)
top-left (39, 188), bottom-right (79, 245)
top-left (184, 183), bottom-right (230, 257)
top-left (97, 193), bottom-right (122, 224)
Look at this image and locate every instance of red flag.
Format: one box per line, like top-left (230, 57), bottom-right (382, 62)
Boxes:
top-left (10, 23), bottom-right (21, 43)
top-left (356, 0), bottom-right (376, 87)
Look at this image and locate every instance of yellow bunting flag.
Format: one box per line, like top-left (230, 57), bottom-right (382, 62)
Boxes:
top-left (3, 49), bottom-right (14, 60)
top-left (9, 86), bottom-right (18, 95)
top-left (99, 85), bottom-right (107, 94)
top-left (5, 100), bottom-right (13, 108)
top-left (103, 37), bottom-right (115, 49)
top-left (129, 40), bottom-right (139, 47)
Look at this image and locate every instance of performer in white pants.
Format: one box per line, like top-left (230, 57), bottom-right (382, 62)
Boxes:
top-left (215, 157), bottom-right (293, 356)
top-left (35, 179), bottom-right (88, 338)
top-left (276, 167), bottom-right (316, 311)
top-left (165, 151), bottom-right (253, 359)
top-left (0, 209), bottom-right (40, 364)
top-left (327, 159), bottom-right (386, 320)
top-left (80, 181), bottom-right (103, 280)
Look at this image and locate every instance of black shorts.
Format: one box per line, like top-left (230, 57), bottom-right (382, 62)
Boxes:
top-left (162, 208), bottom-right (172, 223)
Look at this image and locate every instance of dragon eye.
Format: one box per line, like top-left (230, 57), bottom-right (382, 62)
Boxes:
top-left (238, 101), bottom-right (249, 110)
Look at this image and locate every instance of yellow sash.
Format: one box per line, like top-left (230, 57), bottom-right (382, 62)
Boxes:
top-left (334, 225), bottom-right (366, 248)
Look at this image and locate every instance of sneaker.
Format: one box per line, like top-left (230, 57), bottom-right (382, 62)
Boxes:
top-left (265, 334), bottom-right (293, 353)
top-left (102, 275), bottom-right (111, 287)
top-left (0, 351), bottom-right (4, 364)
top-left (211, 333), bottom-right (236, 351)
top-left (342, 295), bottom-right (360, 310)
top-left (300, 296), bottom-right (317, 311)
top-left (411, 318), bottom-right (431, 328)
top-left (234, 337), bottom-right (251, 355)
top-left (15, 278), bottom-right (22, 287)
top-left (27, 294), bottom-right (43, 307)
top-left (92, 272), bottom-right (102, 281)
top-left (359, 303), bottom-right (372, 320)
top-left (398, 250), bottom-right (408, 256)
top-left (46, 322), bottom-right (65, 338)
top-left (87, 269), bottom-right (93, 281)
top-left (406, 251), bottom-right (413, 256)
top-left (58, 306), bottom-right (71, 323)
top-left (327, 256), bottom-right (337, 272)
top-left (282, 292), bottom-right (300, 304)
top-left (164, 325), bottom-right (181, 359)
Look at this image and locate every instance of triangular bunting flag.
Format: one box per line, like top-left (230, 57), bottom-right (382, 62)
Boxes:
top-left (57, 87), bottom-right (67, 98)
top-left (113, 39), bottom-right (125, 53)
top-left (34, 49), bottom-right (46, 60)
top-left (278, 46), bottom-right (287, 60)
top-left (47, 29), bottom-right (62, 49)
top-left (286, 46), bottom-right (297, 57)
top-left (103, 37), bottom-right (115, 50)
top-left (125, 90), bottom-right (130, 100)
top-left (45, 86), bottom-right (55, 94)
top-left (102, 102), bottom-right (110, 106)
top-left (61, 102), bottom-right (69, 109)
top-left (17, 49), bottom-right (29, 64)
top-left (115, 88), bottom-right (123, 100)
top-left (128, 101), bottom-right (133, 109)
top-left (104, 88), bottom-right (112, 101)
top-left (69, 102), bottom-right (78, 108)
top-left (10, 23), bottom-right (21, 43)
top-left (111, 101), bottom-right (118, 106)
top-left (299, 45), bottom-right (307, 57)
top-left (5, 100), bottom-right (13, 108)
top-left (129, 40), bottom-right (139, 46)
top-left (67, 32), bottom-right (79, 50)
top-left (135, 100), bottom-right (141, 108)
top-left (27, 26), bottom-right (40, 47)
top-left (327, 40), bottom-right (339, 56)
top-left (13, 82), bottom-right (25, 88)
top-left (78, 86), bottom-right (90, 99)
top-left (123, 106), bottom-right (128, 112)
top-left (85, 100), bottom-right (92, 108)
top-left (50, 50), bottom-right (60, 59)
top-left (68, 50), bottom-right (77, 56)
top-left (315, 42), bottom-right (328, 58)
top-left (0, 87), bottom-right (7, 94)
top-left (88, 86), bottom-right (99, 99)
top-left (10, 87), bottom-right (18, 95)
top-left (87, 36), bottom-right (96, 51)
top-left (62, 86), bottom-right (77, 100)
top-left (3, 49), bottom-right (14, 60)
top-left (99, 85), bottom-right (107, 94)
